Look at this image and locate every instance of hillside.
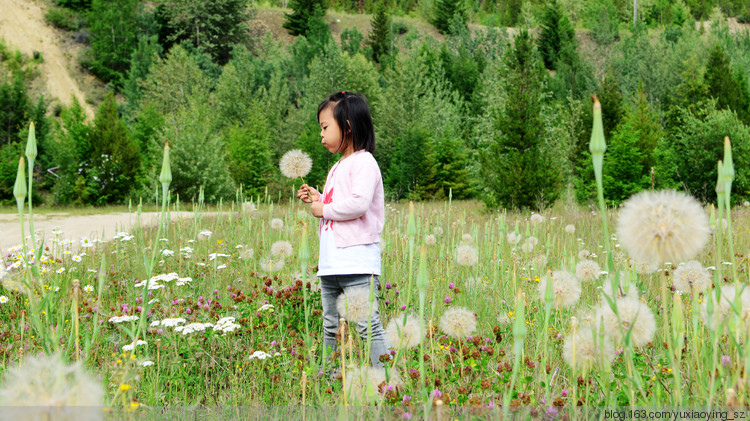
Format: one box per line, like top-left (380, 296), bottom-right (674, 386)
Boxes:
top-left (0, 0), bottom-right (95, 117)
top-left (1, 1), bottom-right (748, 119)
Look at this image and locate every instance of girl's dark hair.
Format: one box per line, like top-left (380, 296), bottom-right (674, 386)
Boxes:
top-left (317, 91), bottom-right (375, 154)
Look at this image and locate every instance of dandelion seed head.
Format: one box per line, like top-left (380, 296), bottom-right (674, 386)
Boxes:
top-left (672, 261), bottom-right (711, 294)
top-left (507, 232), bottom-right (521, 245)
top-left (530, 213), bottom-right (545, 224)
top-left (336, 288), bottom-right (374, 323)
top-left (259, 257), bottom-right (284, 273)
top-left (239, 247), bottom-right (254, 260)
top-left (616, 190), bottom-right (710, 266)
top-left (439, 307), bottom-right (477, 339)
top-left (564, 224), bottom-right (576, 234)
top-left (597, 296), bottom-right (656, 347)
top-left (345, 366), bottom-right (400, 403)
top-left (578, 249), bottom-right (591, 260)
top-left (279, 149), bottom-right (313, 179)
top-left (537, 270), bottom-right (581, 308)
top-left (576, 259), bottom-right (602, 282)
top-left (425, 234), bottom-right (436, 246)
top-left (701, 285), bottom-right (750, 331)
top-left (461, 233), bottom-right (473, 244)
top-left (270, 218), bottom-right (284, 230)
top-left (385, 313), bottom-right (423, 349)
top-left (455, 245), bottom-right (478, 266)
top-left (271, 241), bottom-right (293, 258)
top-left (0, 353), bottom-right (104, 417)
top-left (531, 254), bottom-right (547, 270)
top-left (563, 328), bottom-right (614, 370)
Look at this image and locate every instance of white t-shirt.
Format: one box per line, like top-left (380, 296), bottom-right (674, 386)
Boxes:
top-left (317, 226), bottom-right (381, 277)
top-left (316, 159), bottom-right (381, 277)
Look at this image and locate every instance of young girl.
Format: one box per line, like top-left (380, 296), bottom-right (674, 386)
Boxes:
top-left (296, 91), bottom-right (389, 368)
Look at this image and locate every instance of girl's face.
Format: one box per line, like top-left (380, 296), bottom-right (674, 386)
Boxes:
top-left (319, 105), bottom-right (351, 156)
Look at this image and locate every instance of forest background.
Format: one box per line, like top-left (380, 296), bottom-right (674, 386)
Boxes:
top-left (2, 0), bottom-right (750, 211)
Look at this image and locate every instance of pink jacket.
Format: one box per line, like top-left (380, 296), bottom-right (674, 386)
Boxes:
top-left (319, 150), bottom-right (385, 248)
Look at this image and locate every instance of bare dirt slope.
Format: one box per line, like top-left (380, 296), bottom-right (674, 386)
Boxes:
top-left (0, 0), bottom-right (94, 118)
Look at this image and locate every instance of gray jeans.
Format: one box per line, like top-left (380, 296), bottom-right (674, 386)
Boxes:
top-left (320, 274), bottom-right (390, 368)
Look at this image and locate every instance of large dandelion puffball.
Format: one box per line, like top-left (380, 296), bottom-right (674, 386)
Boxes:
top-left (616, 190), bottom-right (709, 266)
top-left (271, 240), bottom-right (293, 258)
top-left (439, 307), bottom-right (477, 339)
top-left (425, 234), bottom-right (436, 246)
top-left (537, 270), bottom-right (581, 308)
top-left (576, 259), bottom-right (602, 282)
top-left (461, 233), bottom-right (473, 244)
top-left (0, 353), bottom-right (104, 420)
top-left (564, 224), bottom-right (576, 234)
top-left (672, 261), bottom-right (711, 294)
top-left (385, 313), bottom-right (423, 349)
top-left (507, 232), bottom-right (521, 245)
top-left (701, 285), bottom-right (750, 331)
top-left (270, 218), bottom-right (284, 230)
top-left (597, 297), bottom-right (656, 347)
top-left (260, 257), bottom-right (285, 273)
top-left (563, 328), bottom-right (615, 370)
top-left (345, 366), bottom-right (401, 403)
top-left (455, 245), bottom-right (478, 266)
top-left (336, 288), bottom-right (374, 323)
top-left (530, 213), bottom-right (546, 224)
top-left (279, 149), bottom-right (313, 179)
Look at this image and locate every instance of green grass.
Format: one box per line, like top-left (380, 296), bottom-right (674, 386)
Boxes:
top-left (1, 197), bottom-right (750, 415)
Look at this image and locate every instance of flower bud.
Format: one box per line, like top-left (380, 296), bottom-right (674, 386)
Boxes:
top-left (159, 140), bottom-right (172, 185)
top-left (13, 157), bottom-right (26, 202)
top-left (25, 122), bottom-right (37, 160)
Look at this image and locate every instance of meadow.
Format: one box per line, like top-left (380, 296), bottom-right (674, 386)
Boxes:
top-left (3, 175), bottom-right (750, 418)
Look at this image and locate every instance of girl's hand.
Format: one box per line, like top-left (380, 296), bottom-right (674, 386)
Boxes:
top-left (296, 184), bottom-right (320, 203)
top-left (311, 202), bottom-right (324, 218)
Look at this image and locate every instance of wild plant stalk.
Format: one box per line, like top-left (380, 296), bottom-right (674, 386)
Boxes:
top-left (416, 244), bottom-right (429, 407)
top-left (25, 122), bottom-right (37, 254)
top-left (722, 137), bottom-right (738, 286)
top-left (503, 290), bottom-right (526, 415)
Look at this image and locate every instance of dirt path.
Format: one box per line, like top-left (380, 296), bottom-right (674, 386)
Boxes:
top-left (0, 211), bottom-right (203, 252)
top-left (0, 0), bottom-right (94, 118)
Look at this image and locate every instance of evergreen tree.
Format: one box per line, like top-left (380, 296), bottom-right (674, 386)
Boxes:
top-left (705, 44), bottom-right (750, 124)
top-left (385, 126), bottom-right (437, 200)
top-left (368, 4), bottom-right (392, 64)
top-left (158, 0), bottom-right (252, 64)
top-left (123, 35), bottom-right (162, 111)
top-left (283, 0), bottom-right (326, 36)
top-left (87, 92), bottom-right (141, 204)
top-left (0, 75), bottom-right (31, 146)
top-left (223, 103), bottom-right (272, 196)
top-left (598, 70), bottom-right (624, 139)
top-left (432, 0), bottom-right (467, 34)
top-left (538, 0), bottom-right (575, 70)
top-left (481, 30), bottom-right (560, 209)
top-left (87, 0), bottom-right (139, 84)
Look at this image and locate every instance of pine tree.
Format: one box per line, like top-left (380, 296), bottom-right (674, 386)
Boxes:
top-left (158, 0), bottom-right (252, 64)
top-left (705, 44), bottom-right (750, 124)
top-left (598, 70), bottom-right (624, 139)
top-left (538, 0), bottom-right (575, 70)
top-left (88, 92), bottom-right (141, 204)
top-left (481, 30), bottom-right (560, 209)
top-left (283, 0), bottom-right (326, 36)
top-left (432, 0), bottom-right (467, 34)
top-left (87, 0), bottom-right (139, 84)
top-left (368, 3), bottom-right (392, 63)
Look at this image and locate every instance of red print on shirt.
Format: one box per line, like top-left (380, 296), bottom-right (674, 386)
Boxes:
top-left (322, 187), bottom-right (334, 231)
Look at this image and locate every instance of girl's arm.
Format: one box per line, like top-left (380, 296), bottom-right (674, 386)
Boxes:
top-left (322, 157), bottom-right (380, 221)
